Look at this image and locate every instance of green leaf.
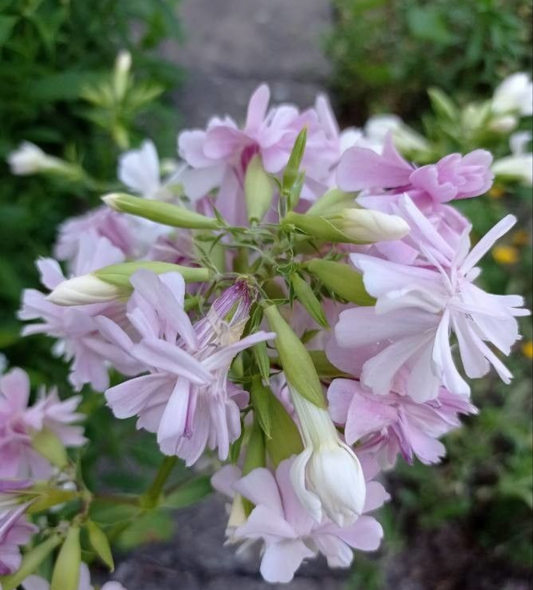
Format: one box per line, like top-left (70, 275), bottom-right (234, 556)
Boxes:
top-left (0, 16), bottom-right (17, 46)
top-left (406, 7), bottom-right (453, 45)
top-left (117, 511), bottom-right (174, 550)
top-left (162, 476), bottom-right (213, 509)
top-left (253, 340), bottom-right (271, 382)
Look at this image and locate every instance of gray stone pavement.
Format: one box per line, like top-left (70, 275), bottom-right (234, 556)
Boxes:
top-left (163, 0), bottom-right (333, 126)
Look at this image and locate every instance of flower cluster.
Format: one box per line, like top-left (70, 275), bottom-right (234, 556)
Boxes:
top-left (2, 74), bottom-right (529, 585)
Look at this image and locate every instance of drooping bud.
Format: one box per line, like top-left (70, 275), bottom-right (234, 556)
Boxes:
top-left (289, 389), bottom-right (366, 527)
top-left (103, 192), bottom-right (223, 230)
top-left (305, 259), bottom-right (376, 306)
top-left (51, 526), bottom-right (81, 590)
top-left (283, 208), bottom-right (409, 244)
top-left (47, 261), bottom-right (211, 306)
top-left (245, 154), bottom-right (274, 222)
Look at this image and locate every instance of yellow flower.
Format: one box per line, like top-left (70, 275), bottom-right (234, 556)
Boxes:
top-left (512, 229), bottom-right (531, 247)
top-left (492, 245), bottom-right (519, 265)
top-left (522, 341), bottom-right (533, 360)
top-left (488, 186), bottom-right (505, 199)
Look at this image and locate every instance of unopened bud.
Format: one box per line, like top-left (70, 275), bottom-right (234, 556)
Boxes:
top-left (306, 259), bottom-right (375, 306)
top-left (283, 208), bottom-right (409, 244)
top-left (245, 154), bottom-right (274, 222)
top-left (264, 305), bottom-right (325, 409)
top-left (7, 142), bottom-right (80, 178)
top-left (114, 50), bottom-right (132, 101)
top-left (51, 526), bottom-right (81, 590)
top-left (47, 261), bottom-right (211, 306)
top-left (103, 192), bottom-right (223, 230)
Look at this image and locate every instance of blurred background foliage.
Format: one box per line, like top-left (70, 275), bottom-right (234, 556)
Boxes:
top-left (326, 0), bottom-right (533, 123)
top-left (0, 0), bottom-right (531, 583)
top-left (0, 0), bottom-right (182, 384)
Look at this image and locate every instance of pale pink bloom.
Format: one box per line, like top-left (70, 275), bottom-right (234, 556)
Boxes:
top-left (54, 207), bottom-right (135, 266)
top-left (178, 84), bottom-right (338, 223)
top-left (99, 273), bottom-right (275, 465)
top-left (333, 197), bottom-right (529, 401)
top-left (0, 503), bottom-right (38, 575)
top-left (337, 136), bottom-right (493, 204)
top-left (326, 370), bottom-right (476, 467)
top-left (212, 457), bottom-right (388, 584)
top-left (22, 563), bottom-right (128, 590)
top-left (19, 235), bottom-right (138, 392)
top-left (0, 368), bottom-right (85, 479)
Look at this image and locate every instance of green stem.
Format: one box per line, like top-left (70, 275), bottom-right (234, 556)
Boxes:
top-left (144, 456), bottom-right (178, 507)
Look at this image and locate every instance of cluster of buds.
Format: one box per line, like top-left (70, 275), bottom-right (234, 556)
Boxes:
top-left (2, 74), bottom-right (529, 586)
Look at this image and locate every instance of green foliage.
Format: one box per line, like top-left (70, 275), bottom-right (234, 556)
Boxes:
top-left (327, 0), bottom-right (533, 119)
top-left (0, 0), bottom-right (182, 378)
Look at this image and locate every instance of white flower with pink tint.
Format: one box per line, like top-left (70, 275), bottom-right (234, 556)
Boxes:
top-left (326, 372), bottom-right (476, 468)
top-left (178, 84), bottom-right (338, 223)
top-left (99, 273), bottom-right (274, 465)
top-left (212, 457), bottom-right (388, 584)
top-left (19, 234), bottom-right (139, 392)
top-left (0, 502), bottom-right (38, 575)
top-left (334, 196), bottom-right (529, 401)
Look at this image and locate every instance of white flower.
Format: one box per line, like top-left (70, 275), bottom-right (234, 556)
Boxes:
top-left (7, 142), bottom-right (63, 175)
top-left (492, 131), bottom-right (533, 186)
top-left (118, 139), bottom-right (163, 199)
top-left (289, 390), bottom-right (366, 527)
top-left (492, 73), bottom-right (533, 116)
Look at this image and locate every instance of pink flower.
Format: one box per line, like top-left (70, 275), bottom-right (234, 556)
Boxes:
top-left (99, 273), bottom-right (275, 465)
top-left (54, 208), bottom-right (135, 267)
top-left (212, 457), bottom-right (388, 583)
top-left (0, 503), bottom-right (38, 575)
top-left (337, 136), bottom-right (493, 203)
top-left (0, 368), bottom-right (85, 479)
top-left (19, 235), bottom-right (138, 392)
top-left (178, 84), bottom-right (338, 223)
top-left (326, 373), bottom-right (476, 467)
top-left (333, 197), bottom-right (529, 401)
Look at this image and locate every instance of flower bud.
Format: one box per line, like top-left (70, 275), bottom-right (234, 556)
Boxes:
top-left (264, 305), bottom-right (325, 409)
top-left (488, 114), bottom-right (518, 133)
top-left (245, 154), bottom-right (274, 222)
top-left (492, 154), bottom-right (533, 186)
top-left (307, 188), bottom-right (355, 216)
top-left (47, 274), bottom-right (123, 306)
top-left (103, 192), bottom-right (223, 230)
top-left (289, 390), bottom-right (366, 527)
top-left (7, 142), bottom-right (75, 177)
top-left (47, 261), bottom-right (211, 306)
top-left (32, 428), bottom-right (68, 468)
top-left (283, 208), bottom-right (409, 244)
top-left (114, 50), bottom-right (132, 102)
top-left (305, 259), bottom-right (375, 306)
top-left (51, 526), bottom-right (81, 590)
